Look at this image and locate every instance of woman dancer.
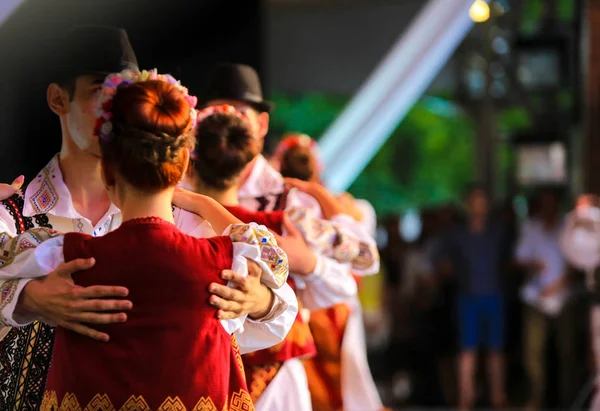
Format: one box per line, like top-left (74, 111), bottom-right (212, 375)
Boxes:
top-left (174, 104), bottom-right (379, 411)
top-left (0, 69), bottom-right (289, 410)
top-left (273, 133), bottom-right (385, 411)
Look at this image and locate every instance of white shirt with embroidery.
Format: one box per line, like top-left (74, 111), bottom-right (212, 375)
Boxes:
top-left (237, 155), bottom-right (380, 310)
top-left (0, 155), bottom-right (298, 354)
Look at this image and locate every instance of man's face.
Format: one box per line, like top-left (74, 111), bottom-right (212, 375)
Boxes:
top-left (205, 99), bottom-right (269, 152)
top-left (65, 75), bottom-right (105, 156)
top-left (467, 189), bottom-right (489, 216)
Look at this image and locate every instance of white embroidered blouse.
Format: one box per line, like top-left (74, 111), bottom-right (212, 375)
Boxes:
top-left (0, 155), bottom-right (298, 354)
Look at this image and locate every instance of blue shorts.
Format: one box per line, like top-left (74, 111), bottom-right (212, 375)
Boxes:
top-left (458, 294), bottom-right (504, 350)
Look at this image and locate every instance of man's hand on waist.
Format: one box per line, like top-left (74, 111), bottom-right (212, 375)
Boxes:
top-left (18, 258), bottom-right (132, 342)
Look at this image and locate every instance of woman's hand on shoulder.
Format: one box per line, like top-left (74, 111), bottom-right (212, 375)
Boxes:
top-left (0, 175), bottom-right (24, 200)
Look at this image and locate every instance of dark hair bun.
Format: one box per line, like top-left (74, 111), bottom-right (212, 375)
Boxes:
top-left (100, 80), bottom-right (194, 191)
top-left (280, 145), bottom-right (316, 182)
top-left (193, 113), bottom-right (259, 189)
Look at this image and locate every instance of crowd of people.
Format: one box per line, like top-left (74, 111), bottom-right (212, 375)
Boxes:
top-left (380, 186), bottom-right (592, 410)
top-left (0, 26), bottom-right (385, 411)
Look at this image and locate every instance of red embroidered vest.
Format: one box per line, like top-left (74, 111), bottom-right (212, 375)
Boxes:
top-left (41, 218), bottom-right (253, 411)
top-left (224, 205), bottom-right (317, 401)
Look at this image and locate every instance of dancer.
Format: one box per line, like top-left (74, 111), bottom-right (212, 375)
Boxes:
top-left (273, 134), bottom-right (385, 411)
top-left (0, 68), bottom-right (290, 410)
top-left (0, 29), bottom-right (296, 410)
top-left (198, 64), bottom-right (379, 411)
top-left (177, 104), bottom-right (363, 411)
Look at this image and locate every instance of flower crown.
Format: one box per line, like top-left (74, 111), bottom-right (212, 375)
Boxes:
top-left (93, 68), bottom-right (199, 142)
top-left (273, 133), bottom-right (324, 174)
top-left (195, 104), bottom-right (249, 125)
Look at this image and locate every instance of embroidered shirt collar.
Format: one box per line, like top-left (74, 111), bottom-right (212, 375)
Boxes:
top-left (23, 154), bottom-right (120, 220)
top-left (238, 155), bottom-right (285, 200)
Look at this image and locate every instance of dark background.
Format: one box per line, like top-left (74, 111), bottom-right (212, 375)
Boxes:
top-left (0, 0), bottom-right (262, 181)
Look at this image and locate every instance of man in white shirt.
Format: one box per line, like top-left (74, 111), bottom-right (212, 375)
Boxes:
top-left (0, 29), bottom-right (296, 411)
top-left (515, 188), bottom-right (577, 409)
top-left (202, 64), bottom-right (376, 411)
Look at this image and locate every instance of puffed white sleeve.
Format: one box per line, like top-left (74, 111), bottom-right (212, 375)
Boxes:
top-left (216, 222), bottom-right (298, 354)
top-left (286, 207), bottom-right (380, 276)
top-left (0, 230), bottom-right (65, 327)
top-left (292, 256), bottom-right (358, 311)
top-left (286, 189), bottom-right (323, 217)
top-left (329, 213), bottom-right (380, 276)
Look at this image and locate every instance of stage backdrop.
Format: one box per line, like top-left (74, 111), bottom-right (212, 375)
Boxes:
top-left (0, 0), bottom-right (263, 182)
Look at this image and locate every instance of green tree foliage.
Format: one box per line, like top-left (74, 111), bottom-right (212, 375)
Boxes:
top-left (270, 93), bottom-right (476, 216)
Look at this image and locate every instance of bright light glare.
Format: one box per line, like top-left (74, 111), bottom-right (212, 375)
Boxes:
top-left (469, 0), bottom-right (490, 23)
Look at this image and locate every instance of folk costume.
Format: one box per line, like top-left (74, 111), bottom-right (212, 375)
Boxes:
top-left (204, 64), bottom-right (379, 411)
top-left (0, 217), bottom-right (289, 410)
top-left (272, 134), bottom-right (384, 411)
top-left (236, 156), bottom-right (375, 411)
top-left (0, 38), bottom-right (297, 410)
top-left (223, 203), bottom-right (380, 406)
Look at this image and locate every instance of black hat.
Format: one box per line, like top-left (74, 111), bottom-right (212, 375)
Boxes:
top-left (54, 26), bottom-right (138, 81)
top-left (205, 64), bottom-right (273, 113)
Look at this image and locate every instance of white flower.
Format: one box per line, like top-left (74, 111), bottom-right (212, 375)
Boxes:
top-left (100, 121), bottom-right (113, 136)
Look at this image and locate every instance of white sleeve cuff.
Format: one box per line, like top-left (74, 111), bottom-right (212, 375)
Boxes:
top-left (0, 234), bottom-right (65, 327)
top-left (303, 254), bottom-right (327, 281)
top-left (246, 290), bottom-right (288, 323)
top-left (233, 282), bottom-right (299, 354)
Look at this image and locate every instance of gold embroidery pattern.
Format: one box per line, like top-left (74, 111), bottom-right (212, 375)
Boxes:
top-left (41, 391), bottom-right (254, 411)
top-left (121, 396), bottom-right (151, 410)
top-left (246, 363), bottom-right (282, 403)
top-left (0, 227), bottom-right (61, 267)
top-left (85, 393), bottom-right (114, 410)
top-left (192, 397), bottom-right (218, 411)
top-left (226, 223), bottom-right (288, 289)
top-left (228, 390), bottom-right (253, 411)
top-left (157, 396), bottom-right (186, 411)
top-left (231, 335), bottom-right (245, 375)
top-left (59, 392), bottom-right (83, 411)
top-left (40, 390), bottom-right (58, 411)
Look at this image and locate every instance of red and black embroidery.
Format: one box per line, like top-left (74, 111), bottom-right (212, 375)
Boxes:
top-left (256, 185), bottom-right (291, 212)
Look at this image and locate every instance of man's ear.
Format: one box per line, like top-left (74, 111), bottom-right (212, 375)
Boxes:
top-left (257, 112), bottom-right (270, 139)
top-left (47, 83), bottom-right (70, 116)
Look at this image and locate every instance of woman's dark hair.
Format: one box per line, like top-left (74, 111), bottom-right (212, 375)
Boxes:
top-left (99, 80), bottom-right (194, 191)
top-left (193, 113), bottom-right (259, 189)
top-left (279, 145), bottom-right (316, 182)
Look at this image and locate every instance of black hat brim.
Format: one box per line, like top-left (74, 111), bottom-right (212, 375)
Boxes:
top-left (246, 99), bottom-right (274, 113)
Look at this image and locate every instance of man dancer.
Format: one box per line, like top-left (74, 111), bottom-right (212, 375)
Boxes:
top-left (0, 28), bottom-right (296, 410)
top-left (273, 134), bottom-right (385, 411)
top-left (202, 64), bottom-right (379, 411)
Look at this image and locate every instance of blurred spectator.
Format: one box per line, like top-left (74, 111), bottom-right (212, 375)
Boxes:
top-left (436, 184), bottom-right (509, 410)
top-left (401, 208), bottom-right (443, 405)
top-left (515, 188), bottom-right (586, 409)
top-left (431, 203), bottom-right (461, 406)
top-left (380, 214), bottom-right (411, 403)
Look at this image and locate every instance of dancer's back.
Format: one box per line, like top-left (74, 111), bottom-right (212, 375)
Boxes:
top-left (44, 218), bottom-right (251, 410)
